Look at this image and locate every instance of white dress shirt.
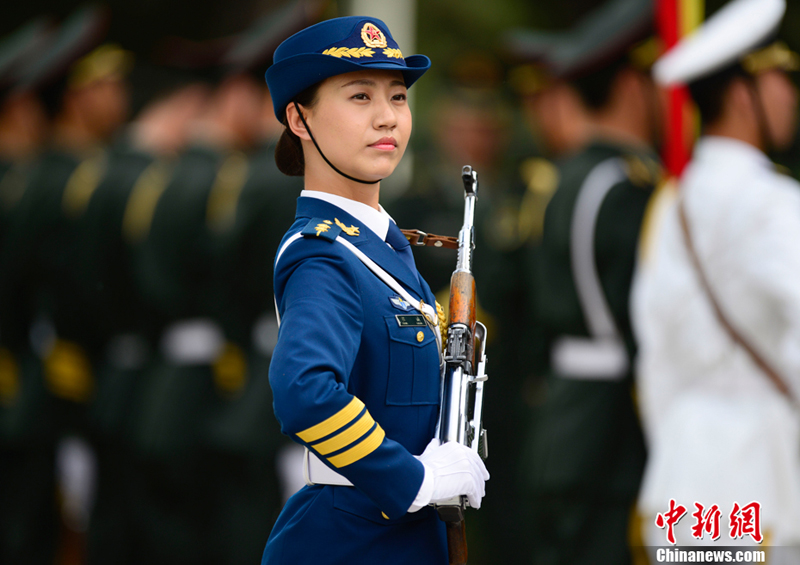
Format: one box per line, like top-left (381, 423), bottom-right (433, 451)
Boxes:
top-left (631, 136), bottom-right (800, 547)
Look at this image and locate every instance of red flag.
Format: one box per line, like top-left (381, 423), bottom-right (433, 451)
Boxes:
top-left (657, 0), bottom-right (703, 177)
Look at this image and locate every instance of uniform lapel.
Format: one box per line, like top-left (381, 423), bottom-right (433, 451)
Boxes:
top-left (295, 197), bottom-right (424, 296)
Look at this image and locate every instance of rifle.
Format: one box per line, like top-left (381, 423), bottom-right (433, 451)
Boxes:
top-left (434, 165), bottom-right (489, 565)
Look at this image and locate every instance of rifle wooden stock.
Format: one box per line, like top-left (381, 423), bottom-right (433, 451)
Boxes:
top-left (448, 271), bottom-right (476, 329)
top-left (445, 520), bottom-right (468, 565)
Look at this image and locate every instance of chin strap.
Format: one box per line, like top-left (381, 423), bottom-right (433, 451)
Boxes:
top-left (293, 101), bottom-right (381, 185)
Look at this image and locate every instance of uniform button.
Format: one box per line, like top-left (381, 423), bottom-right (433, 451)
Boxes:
top-left (416, 331), bottom-right (424, 342)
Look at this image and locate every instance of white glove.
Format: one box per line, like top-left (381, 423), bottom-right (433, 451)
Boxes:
top-left (409, 439), bottom-right (489, 512)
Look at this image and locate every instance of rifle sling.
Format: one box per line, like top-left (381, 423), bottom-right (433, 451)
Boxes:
top-left (401, 229), bottom-right (458, 250)
top-left (678, 197), bottom-right (795, 404)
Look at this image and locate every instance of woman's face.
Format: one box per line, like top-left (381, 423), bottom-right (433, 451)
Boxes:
top-left (299, 69), bottom-right (411, 182)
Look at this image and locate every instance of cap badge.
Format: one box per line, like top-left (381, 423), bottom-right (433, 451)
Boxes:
top-left (361, 23), bottom-right (387, 49)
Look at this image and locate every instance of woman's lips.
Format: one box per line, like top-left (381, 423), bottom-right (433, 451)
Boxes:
top-left (370, 137), bottom-right (397, 151)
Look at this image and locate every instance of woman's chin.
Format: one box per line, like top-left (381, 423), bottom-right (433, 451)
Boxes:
top-left (359, 157), bottom-right (402, 181)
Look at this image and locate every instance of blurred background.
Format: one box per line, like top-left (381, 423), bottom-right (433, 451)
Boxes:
top-left (2, 0), bottom-right (800, 564)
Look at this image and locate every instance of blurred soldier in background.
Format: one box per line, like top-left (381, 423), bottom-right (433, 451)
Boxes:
top-left (76, 69), bottom-right (212, 565)
top-left (501, 29), bottom-right (581, 565)
top-left (0, 17), bottom-right (56, 565)
top-left (633, 0), bottom-right (800, 557)
top-left (119, 3), bottom-right (317, 563)
top-left (394, 53), bottom-right (520, 291)
top-left (504, 34), bottom-right (587, 415)
top-left (515, 0), bottom-right (662, 562)
top-left (207, 1), bottom-right (320, 508)
top-left (506, 31), bottom-right (589, 159)
top-left (0, 20), bottom-right (51, 173)
top-left (0, 7), bottom-right (131, 564)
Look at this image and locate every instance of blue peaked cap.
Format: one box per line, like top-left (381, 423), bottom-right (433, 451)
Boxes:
top-left (266, 16), bottom-right (431, 121)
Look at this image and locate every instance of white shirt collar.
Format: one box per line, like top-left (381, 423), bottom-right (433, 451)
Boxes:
top-left (301, 190), bottom-right (393, 241)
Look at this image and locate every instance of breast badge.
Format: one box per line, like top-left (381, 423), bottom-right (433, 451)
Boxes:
top-left (390, 296), bottom-right (413, 311)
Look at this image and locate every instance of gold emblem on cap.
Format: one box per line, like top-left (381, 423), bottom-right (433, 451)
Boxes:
top-left (383, 48), bottom-right (403, 60)
top-left (743, 41), bottom-right (800, 75)
top-left (361, 22), bottom-right (387, 49)
top-left (322, 47), bottom-right (374, 59)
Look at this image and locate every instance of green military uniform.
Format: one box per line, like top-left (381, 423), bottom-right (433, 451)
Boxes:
top-left (0, 144), bottom-right (105, 564)
top-left (120, 7), bottom-right (316, 561)
top-left (4, 146), bottom-right (104, 418)
top-left (0, 9), bottom-right (125, 563)
top-left (205, 139), bottom-right (301, 564)
top-left (125, 144), bottom-right (230, 565)
top-left (0, 157), bottom-right (60, 565)
top-left (76, 139), bottom-right (164, 564)
top-left (521, 141), bottom-right (658, 564)
top-left (0, 19), bottom-right (56, 565)
top-left (126, 138), bottom-right (296, 564)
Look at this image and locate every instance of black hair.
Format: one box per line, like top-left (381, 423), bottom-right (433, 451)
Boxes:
top-left (571, 57), bottom-right (629, 111)
top-left (275, 82), bottom-right (322, 176)
top-left (688, 63), bottom-right (749, 127)
top-left (38, 74), bottom-right (69, 120)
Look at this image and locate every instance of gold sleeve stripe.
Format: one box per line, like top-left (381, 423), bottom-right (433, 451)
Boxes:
top-left (312, 412), bottom-right (375, 456)
top-left (328, 425), bottom-right (385, 468)
top-left (296, 397), bottom-right (365, 443)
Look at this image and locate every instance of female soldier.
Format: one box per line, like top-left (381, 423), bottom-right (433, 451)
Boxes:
top-left (262, 16), bottom-right (489, 564)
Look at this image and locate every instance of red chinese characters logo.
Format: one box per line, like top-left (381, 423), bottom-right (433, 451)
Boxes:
top-left (656, 500), bottom-right (763, 545)
top-left (691, 502), bottom-right (721, 541)
top-left (729, 501), bottom-right (763, 543)
top-left (655, 499), bottom-right (687, 545)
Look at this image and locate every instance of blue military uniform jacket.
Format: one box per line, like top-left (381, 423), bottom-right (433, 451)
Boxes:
top-left (263, 196), bottom-right (447, 564)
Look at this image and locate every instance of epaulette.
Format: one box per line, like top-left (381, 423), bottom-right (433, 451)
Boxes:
top-left (302, 218), bottom-right (342, 242)
top-left (517, 157), bottom-right (559, 245)
top-left (623, 154), bottom-right (662, 189)
top-left (62, 151), bottom-right (107, 219)
top-left (520, 157), bottom-right (559, 197)
top-left (122, 160), bottom-right (173, 245)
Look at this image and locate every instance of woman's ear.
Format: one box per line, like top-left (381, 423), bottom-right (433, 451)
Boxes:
top-left (285, 102), bottom-right (311, 141)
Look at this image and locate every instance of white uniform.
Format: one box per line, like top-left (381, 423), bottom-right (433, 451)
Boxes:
top-left (632, 136), bottom-right (800, 547)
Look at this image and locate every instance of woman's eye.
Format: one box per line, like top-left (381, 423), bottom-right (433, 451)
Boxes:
top-left (393, 93), bottom-right (407, 102)
top-left (352, 93), bottom-right (369, 100)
